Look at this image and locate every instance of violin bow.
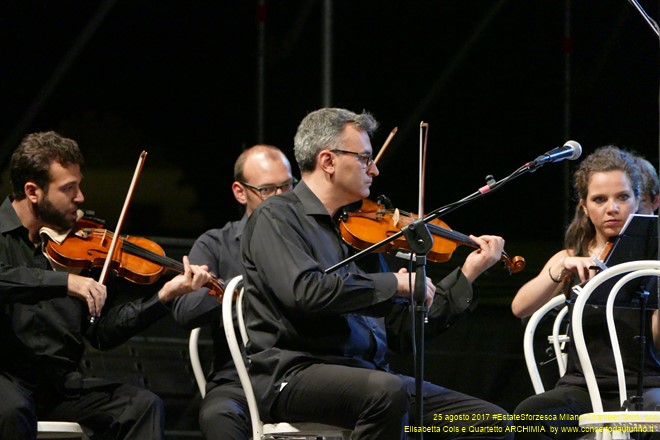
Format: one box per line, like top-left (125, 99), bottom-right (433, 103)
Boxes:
top-left (373, 127), bottom-right (397, 166)
top-left (92, 150), bottom-right (148, 322)
top-left (418, 122), bottom-right (429, 218)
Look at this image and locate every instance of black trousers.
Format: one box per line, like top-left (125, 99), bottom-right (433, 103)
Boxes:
top-left (199, 380), bottom-right (250, 440)
top-left (514, 385), bottom-right (660, 439)
top-left (0, 372), bottom-right (164, 440)
top-left (270, 363), bottom-right (513, 440)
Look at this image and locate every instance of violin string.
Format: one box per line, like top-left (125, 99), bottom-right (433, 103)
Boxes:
top-left (345, 207), bottom-right (520, 272)
top-left (390, 209), bottom-right (475, 246)
top-left (116, 238), bottom-right (226, 288)
top-left (88, 229), bottom-right (225, 289)
top-left (421, 221), bottom-right (515, 268)
top-left (425, 223), bottom-right (474, 247)
top-left (89, 230), bottom-right (166, 259)
top-left (88, 229), bottom-right (184, 270)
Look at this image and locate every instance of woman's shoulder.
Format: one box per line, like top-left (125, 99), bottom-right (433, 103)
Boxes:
top-left (546, 248), bottom-right (574, 264)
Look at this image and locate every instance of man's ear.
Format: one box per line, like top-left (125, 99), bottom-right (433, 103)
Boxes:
top-left (232, 181), bottom-right (247, 206)
top-left (318, 150), bottom-right (335, 175)
top-left (24, 182), bottom-right (40, 203)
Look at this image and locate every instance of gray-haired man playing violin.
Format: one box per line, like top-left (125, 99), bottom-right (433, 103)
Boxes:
top-left (241, 108), bottom-right (511, 439)
top-left (0, 131), bottom-right (211, 439)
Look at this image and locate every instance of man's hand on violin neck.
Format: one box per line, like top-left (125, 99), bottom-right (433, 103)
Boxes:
top-left (158, 255), bottom-right (212, 303)
top-left (67, 274), bottom-right (107, 317)
top-left (393, 268), bottom-right (436, 307)
top-left (461, 234), bottom-right (506, 282)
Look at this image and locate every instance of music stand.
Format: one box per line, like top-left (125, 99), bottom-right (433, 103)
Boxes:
top-left (589, 214), bottom-right (658, 309)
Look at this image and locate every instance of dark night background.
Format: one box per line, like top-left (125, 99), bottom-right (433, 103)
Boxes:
top-left (0, 1), bottom-right (658, 437)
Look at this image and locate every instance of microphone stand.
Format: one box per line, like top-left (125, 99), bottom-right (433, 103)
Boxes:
top-left (401, 218), bottom-right (433, 438)
top-left (325, 157), bottom-right (549, 434)
top-left (622, 1), bottom-right (659, 426)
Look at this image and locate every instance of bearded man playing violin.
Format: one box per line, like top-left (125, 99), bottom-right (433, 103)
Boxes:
top-left (241, 107), bottom-right (513, 439)
top-left (172, 144), bottom-right (296, 440)
top-left (0, 131), bottom-right (211, 440)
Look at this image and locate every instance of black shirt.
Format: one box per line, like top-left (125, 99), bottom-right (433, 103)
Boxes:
top-left (0, 197), bottom-right (171, 392)
top-left (242, 181), bottom-right (477, 416)
top-left (172, 216), bottom-right (247, 383)
top-left (557, 290), bottom-right (660, 391)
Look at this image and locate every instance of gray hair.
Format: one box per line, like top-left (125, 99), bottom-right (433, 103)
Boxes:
top-left (635, 156), bottom-right (659, 198)
top-left (293, 108), bottom-right (378, 173)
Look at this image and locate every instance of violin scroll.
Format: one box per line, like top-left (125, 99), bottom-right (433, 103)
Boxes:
top-left (501, 253), bottom-right (526, 274)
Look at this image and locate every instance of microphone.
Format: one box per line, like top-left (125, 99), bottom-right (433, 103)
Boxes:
top-left (529, 140), bottom-right (582, 169)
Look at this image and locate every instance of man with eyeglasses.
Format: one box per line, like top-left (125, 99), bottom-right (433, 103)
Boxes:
top-left (172, 144), bottom-right (295, 440)
top-left (241, 108), bottom-right (512, 438)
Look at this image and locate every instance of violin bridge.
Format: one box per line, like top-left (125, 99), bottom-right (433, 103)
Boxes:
top-left (392, 208), bottom-right (400, 227)
top-left (75, 229), bottom-right (91, 239)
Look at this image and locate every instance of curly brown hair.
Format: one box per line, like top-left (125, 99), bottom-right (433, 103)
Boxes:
top-left (9, 131), bottom-right (84, 200)
top-left (564, 145), bottom-right (640, 256)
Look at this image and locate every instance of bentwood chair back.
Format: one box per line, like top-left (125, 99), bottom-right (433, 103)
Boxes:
top-left (221, 275), bottom-right (352, 439)
top-left (572, 260), bottom-right (660, 438)
top-left (188, 326), bottom-right (207, 398)
top-left (523, 294), bottom-right (569, 394)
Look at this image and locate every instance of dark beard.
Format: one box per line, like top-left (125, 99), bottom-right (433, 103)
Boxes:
top-left (35, 196), bottom-right (76, 232)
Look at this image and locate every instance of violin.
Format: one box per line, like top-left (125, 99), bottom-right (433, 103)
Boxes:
top-left (339, 196), bottom-right (525, 274)
top-left (42, 218), bottom-right (226, 298)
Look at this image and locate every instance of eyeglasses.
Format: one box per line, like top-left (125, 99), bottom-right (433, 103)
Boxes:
top-left (240, 178), bottom-right (298, 200)
top-left (331, 149), bottom-right (375, 168)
